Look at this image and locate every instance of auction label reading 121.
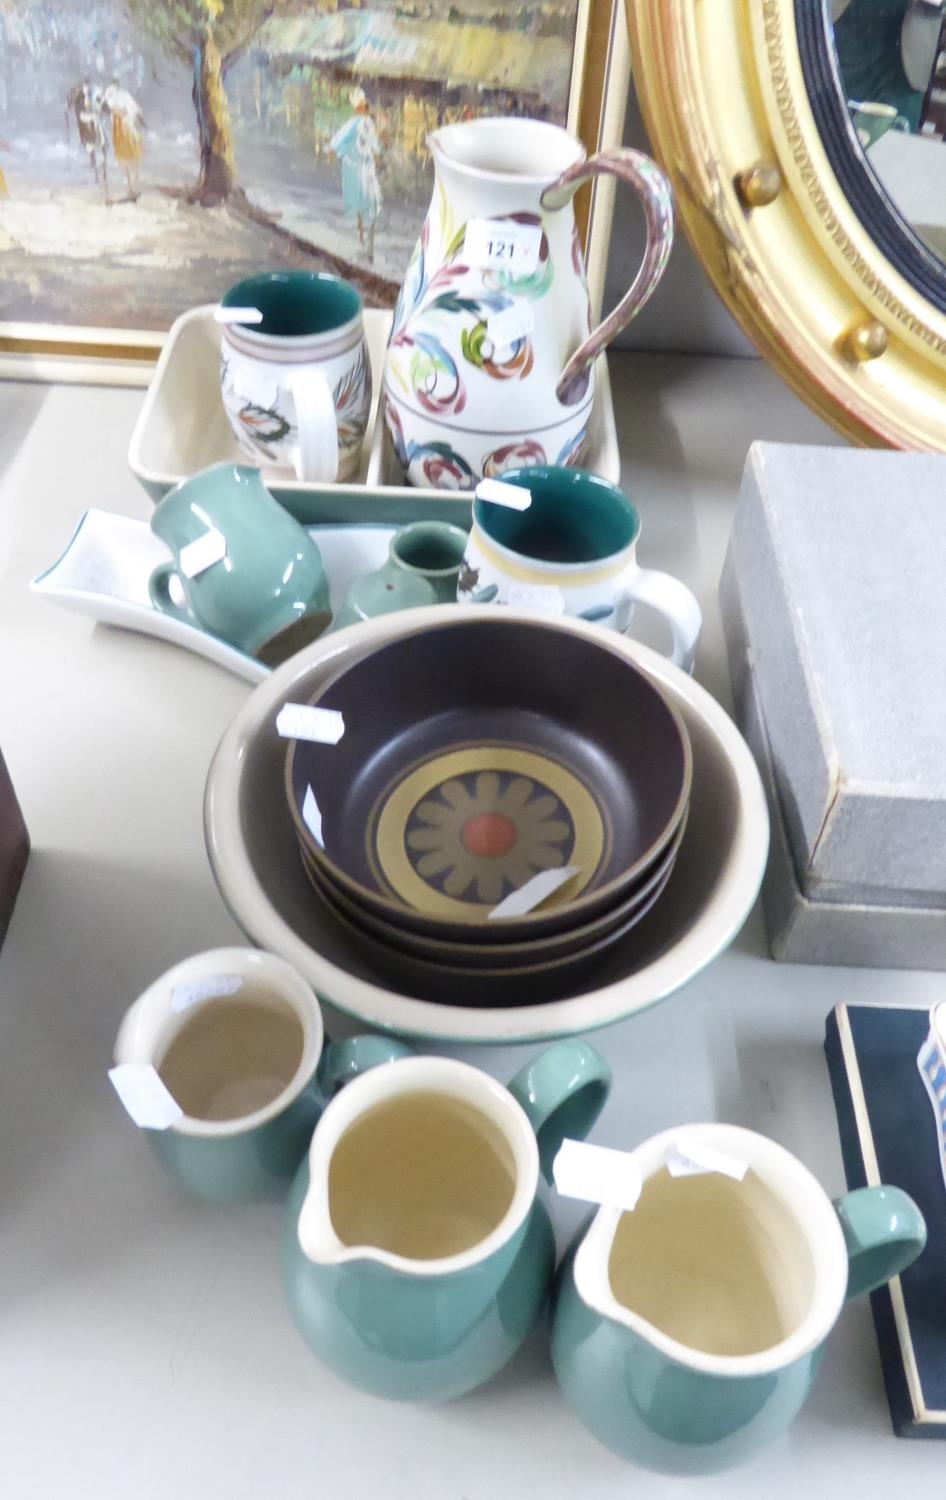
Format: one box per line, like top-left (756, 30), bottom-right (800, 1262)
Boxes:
top-left (464, 219), bottom-right (543, 276)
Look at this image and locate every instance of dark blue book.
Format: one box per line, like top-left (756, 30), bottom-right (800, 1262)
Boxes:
top-left (824, 1004), bottom-right (946, 1437)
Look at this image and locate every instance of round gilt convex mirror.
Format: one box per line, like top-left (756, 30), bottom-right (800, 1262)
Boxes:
top-left (626, 0), bottom-right (946, 448)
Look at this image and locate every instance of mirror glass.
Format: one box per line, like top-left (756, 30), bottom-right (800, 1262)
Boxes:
top-left (829, 0), bottom-right (946, 263)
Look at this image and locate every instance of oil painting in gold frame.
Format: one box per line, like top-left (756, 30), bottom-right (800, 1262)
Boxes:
top-left (0, 0), bottom-right (628, 383)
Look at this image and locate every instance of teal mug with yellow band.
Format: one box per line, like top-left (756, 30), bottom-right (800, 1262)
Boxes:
top-left (456, 467), bottom-right (702, 671)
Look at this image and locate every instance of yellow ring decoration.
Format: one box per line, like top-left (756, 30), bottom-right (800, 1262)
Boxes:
top-left (371, 745), bottom-right (609, 921)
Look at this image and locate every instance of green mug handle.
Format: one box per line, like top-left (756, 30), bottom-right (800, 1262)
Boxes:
top-left (149, 561), bottom-right (196, 626)
top-left (834, 1186), bottom-right (926, 1301)
top-left (508, 1040), bottom-right (612, 1183)
top-left (315, 1033), bottom-right (414, 1104)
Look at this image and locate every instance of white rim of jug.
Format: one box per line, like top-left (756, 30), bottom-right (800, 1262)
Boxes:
top-left (571, 1122), bottom-right (849, 1377)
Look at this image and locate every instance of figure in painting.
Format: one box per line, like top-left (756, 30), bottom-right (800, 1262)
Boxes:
top-left (66, 81), bottom-right (109, 190)
top-left (330, 86), bottom-right (382, 264)
top-left (103, 77), bottom-right (146, 200)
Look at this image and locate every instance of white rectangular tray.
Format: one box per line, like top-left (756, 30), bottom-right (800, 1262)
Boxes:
top-left (31, 510), bottom-right (397, 684)
top-left (127, 304), bottom-right (620, 524)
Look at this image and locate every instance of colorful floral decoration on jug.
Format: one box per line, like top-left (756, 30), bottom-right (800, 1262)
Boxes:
top-left (332, 340), bottom-right (372, 455)
top-left (234, 400), bottom-right (292, 462)
top-left (387, 205), bottom-right (552, 417)
top-left (222, 342), bottom-right (371, 468)
top-left (555, 425), bottom-right (588, 468)
top-left (482, 440), bottom-right (547, 477)
top-left (400, 439), bottom-right (476, 490)
top-left (383, 121), bottom-right (675, 490)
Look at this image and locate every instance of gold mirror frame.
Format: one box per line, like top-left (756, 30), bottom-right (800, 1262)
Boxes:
top-left (626, 0), bottom-right (946, 448)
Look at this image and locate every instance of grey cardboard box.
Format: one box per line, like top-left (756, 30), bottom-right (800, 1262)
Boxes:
top-left (728, 443), bottom-right (946, 904)
top-left (720, 550), bottom-right (946, 968)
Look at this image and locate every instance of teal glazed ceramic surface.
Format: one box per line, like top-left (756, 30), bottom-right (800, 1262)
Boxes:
top-left (474, 466), bottom-right (640, 559)
top-left (389, 520), bottom-right (469, 603)
top-left (551, 1124), bottom-right (926, 1474)
top-left (147, 1033), bottom-right (410, 1204)
top-left (329, 520), bottom-right (467, 629)
top-left (221, 271), bottom-right (363, 336)
top-left (149, 463), bottom-right (331, 661)
top-left (329, 568), bottom-right (437, 632)
top-left (281, 1041), bottom-right (611, 1400)
top-left (113, 947), bottom-right (410, 1204)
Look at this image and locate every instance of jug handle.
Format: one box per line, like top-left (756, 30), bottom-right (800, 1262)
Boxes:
top-left (508, 1041), bottom-right (612, 1184)
top-left (315, 1034), bottom-right (414, 1103)
top-left (541, 149), bottom-right (674, 406)
top-left (148, 562), bottom-right (195, 626)
top-left (833, 1185), bottom-right (926, 1301)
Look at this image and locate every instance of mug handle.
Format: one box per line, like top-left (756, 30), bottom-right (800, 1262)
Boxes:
top-left (315, 1033), bottom-right (413, 1103)
top-left (508, 1041), bottom-right (612, 1184)
top-left (833, 1186), bottom-right (926, 1301)
top-left (148, 562), bottom-right (196, 626)
top-left (284, 369), bottom-right (339, 485)
top-left (541, 148), bottom-right (674, 405)
top-left (615, 567), bottom-right (703, 674)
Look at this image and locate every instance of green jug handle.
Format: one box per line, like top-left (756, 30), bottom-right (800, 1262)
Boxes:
top-left (149, 561), bottom-right (196, 626)
top-left (508, 1040), bottom-right (611, 1183)
top-left (315, 1033), bottom-right (414, 1103)
top-left (833, 1185), bottom-right (926, 1301)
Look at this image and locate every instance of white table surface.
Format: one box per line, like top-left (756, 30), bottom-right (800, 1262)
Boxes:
top-left (1, 357), bottom-right (942, 1497)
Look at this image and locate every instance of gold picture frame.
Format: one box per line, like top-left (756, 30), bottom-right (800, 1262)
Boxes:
top-left (0, 0), bottom-right (628, 386)
top-left (626, 0), bottom-right (946, 450)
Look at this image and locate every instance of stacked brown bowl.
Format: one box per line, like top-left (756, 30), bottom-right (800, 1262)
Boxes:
top-left (205, 604), bottom-right (769, 1044)
top-left (280, 616), bottom-right (692, 1006)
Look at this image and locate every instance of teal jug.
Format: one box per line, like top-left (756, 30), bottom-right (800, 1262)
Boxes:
top-left (551, 1123), bottom-right (926, 1474)
top-left (281, 1042), bottom-right (610, 1401)
top-left (149, 462), bottom-right (331, 663)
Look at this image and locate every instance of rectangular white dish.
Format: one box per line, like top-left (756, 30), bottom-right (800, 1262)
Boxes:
top-left (31, 509), bottom-right (397, 684)
top-left (127, 305), bottom-right (621, 525)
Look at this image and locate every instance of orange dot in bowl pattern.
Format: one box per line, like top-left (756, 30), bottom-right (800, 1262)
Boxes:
top-left (460, 812), bottom-right (519, 859)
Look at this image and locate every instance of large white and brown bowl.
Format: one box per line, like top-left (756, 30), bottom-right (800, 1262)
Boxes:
top-left (204, 605), bottom-right (769, 1045)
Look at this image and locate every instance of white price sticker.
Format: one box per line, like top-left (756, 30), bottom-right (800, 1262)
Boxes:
top-left (507, 582), bottom-right (566, 615)
top-left (553, 1139), bottom-right (643, 1212)
top-left (486, 301), bottom-right (535, 352)
top-left (464, 218), bottom-right (542, 276)
top-left (666, 1137), bottom-right (748, 1182)
top-left (108, 1063), bottom-right (183, 1131)
top-left (489, 865), bottom-right (579, 920)
top-left (276, 703), bottom-right (345, 744)
top-left (475, 478), bottom-right (532, 511)
top-left (171, 974), bottom-right (244, 1014)
top-left (179, 528), bottom-right (227, 579)
top-left (214, 304), bottom-right (264, 326)
top-left (303, 784), bottom-right (324, 847)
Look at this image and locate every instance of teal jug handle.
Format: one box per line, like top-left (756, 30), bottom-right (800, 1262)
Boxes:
top-left (833, 1185), bottom-right (926, 1301)
top-left (508, 1041), bottom-right (611, 1183)
top-left (315, 1033), bottom-right (414, 1103)
top-left (149, 561), bottom-right (195, 626)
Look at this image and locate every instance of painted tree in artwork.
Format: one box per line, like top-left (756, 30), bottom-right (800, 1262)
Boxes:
top-left (123, 0), bottom-right (285, 206)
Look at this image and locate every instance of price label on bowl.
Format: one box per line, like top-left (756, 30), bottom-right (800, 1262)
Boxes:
top-left (464, 219), bottom-right (542, 276)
